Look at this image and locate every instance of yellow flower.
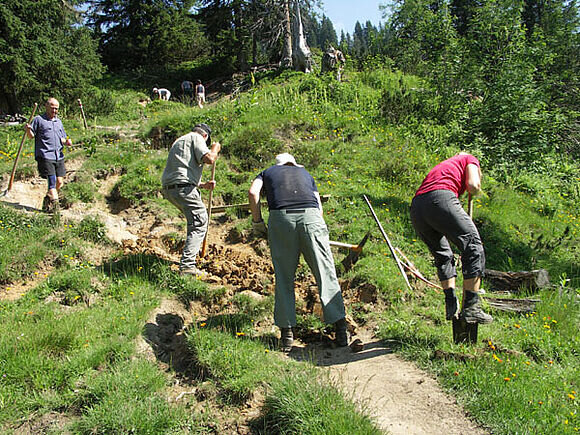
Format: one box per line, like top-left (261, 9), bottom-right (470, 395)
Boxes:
top-left (200, 322), bottom-right (206, 327)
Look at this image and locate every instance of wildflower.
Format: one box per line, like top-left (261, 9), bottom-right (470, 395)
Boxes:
top-left (453, 371), bottom-right (459, 376)
top-left (129, 291), bottom-right (134, 295)
top-left (514, 324), bottom-right (521, 329)
top-left (265, 349), bottom-right (269, 353)
top-left (504, 377), bottom-right (511, 381)
top-left (493, 354), bottom-right (503, 363)
top-left (569, 394), bottom-right (576, 400)
top-left (236, 332), bottom-right (245, 337)
top-left (200, 322), bottom-right (206, 327)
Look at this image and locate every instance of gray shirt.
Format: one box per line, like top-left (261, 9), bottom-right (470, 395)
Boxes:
top-left (161, 132), bottom-right (209, 187)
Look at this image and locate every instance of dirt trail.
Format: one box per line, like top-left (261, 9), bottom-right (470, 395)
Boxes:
top-left (308, 329), bottom-right (487, 435)
top-left (0, 158), bottom-right (489, 434)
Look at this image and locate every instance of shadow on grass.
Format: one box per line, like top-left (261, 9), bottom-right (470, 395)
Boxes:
top-left (143, 312), bottom-right (203, 381)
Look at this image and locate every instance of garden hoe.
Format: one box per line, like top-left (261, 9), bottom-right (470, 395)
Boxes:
top-left (452, 194), bottom-right (479, 344)
top-left (328, 231), bottom-right (370, 271)
top-left (1, 103), bottom-right (38, 197)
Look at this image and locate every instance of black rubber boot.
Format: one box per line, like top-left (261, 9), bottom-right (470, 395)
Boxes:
top-left (443, 288), bottom-right (459, 320)
top-left (462, 291), bottom-right (493, 324)
top-left (280, 327), bottom-right (293, 352)
top-left (334, 318), bottom-right (348, 347)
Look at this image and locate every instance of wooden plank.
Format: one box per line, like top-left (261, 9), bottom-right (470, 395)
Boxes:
top-left (485, 297), bottom-right (540, 313)
top-left (212, 194), bottom-right (331, 213)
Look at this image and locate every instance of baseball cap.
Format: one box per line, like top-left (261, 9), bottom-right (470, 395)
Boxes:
top-left (275, 153), bottom-right (303, 167)
top-left (194, 123), bottom-right (212, 145)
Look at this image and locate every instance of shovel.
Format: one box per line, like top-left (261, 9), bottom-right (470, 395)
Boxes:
top-left (1, 103), bottom-right (38, 197)
top-left (452, 194), bottom-right (479, 344)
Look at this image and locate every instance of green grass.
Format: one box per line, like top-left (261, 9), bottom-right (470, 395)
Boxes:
top-left (0, 66), bottom-right (578, 433)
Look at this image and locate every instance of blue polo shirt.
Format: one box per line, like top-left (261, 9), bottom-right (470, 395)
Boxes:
top-left (31, 114), bottom-right (67, 161)
top-left (257, 165), bottom-right (319, 210)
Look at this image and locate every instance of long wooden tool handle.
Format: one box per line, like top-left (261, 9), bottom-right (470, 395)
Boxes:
top-left (467, 193), bottom-right (473, 218)
top-left (200, 161), bottom-right (216, 258)
top-left (7, 103), bottom-right (38, 192)
top-left (363, 194), bottom-right (412, 291)
top-left (78, 99), bottom-right (88, 130)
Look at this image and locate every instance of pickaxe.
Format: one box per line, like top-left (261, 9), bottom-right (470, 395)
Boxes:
top-left (328, 232), bottom-right (370, 271)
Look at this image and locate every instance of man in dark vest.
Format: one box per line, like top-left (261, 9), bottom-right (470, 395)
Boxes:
top-left (248, 153), bottom-right (348, 351)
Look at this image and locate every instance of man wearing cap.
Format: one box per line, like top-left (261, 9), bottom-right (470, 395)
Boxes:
top-left (248, 153), bottom-right (348, 351)
top-left (161, 124), bottom-right (221, 276)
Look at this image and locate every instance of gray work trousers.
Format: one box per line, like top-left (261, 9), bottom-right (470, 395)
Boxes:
top-left (268, 208), bottom-right (346, 328)
top-left (410, 189), bottom-right (485, 281)
top-left (162, 185), bottom-right (207, 270)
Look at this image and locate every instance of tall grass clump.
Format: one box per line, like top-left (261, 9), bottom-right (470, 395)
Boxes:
top-left (259, 370), bottom-right (381, 435)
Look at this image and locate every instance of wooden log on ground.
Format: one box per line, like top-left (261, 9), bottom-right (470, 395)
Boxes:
top-left (485, 297), bottom-right (541, 314)
top-left (484, 268), bottom-right (550, 293)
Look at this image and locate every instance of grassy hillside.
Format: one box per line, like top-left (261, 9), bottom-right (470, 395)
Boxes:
top-left (0, 66), bottom-right (578, 433)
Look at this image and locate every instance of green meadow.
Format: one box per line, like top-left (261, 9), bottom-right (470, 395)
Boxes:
top-left (0, 65), bottom-right (578, 434)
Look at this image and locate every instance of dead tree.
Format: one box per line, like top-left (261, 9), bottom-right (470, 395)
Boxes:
top-left (291, 0), bottom-right (312, 73)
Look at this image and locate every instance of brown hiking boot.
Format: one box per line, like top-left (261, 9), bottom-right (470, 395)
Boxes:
top-left (42, 196), bottom-right (60, 213)
top-left (462, 291), bottom-right (493, 324)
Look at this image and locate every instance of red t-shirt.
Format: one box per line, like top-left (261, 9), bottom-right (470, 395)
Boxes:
top-left (415, 154), bottom-right (480, 198)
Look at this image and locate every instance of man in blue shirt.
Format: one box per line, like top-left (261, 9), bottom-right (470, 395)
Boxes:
top-left (25, 98), bottom-right (72, 212)
top-left (248, 153), bottom-right (348, 351)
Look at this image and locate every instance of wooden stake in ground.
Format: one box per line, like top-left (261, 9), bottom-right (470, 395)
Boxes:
top-left (78, 99), bottom-right (88, 130)
top-left (2, 103), bottom-right (38, 196)
top-left (363, 194), bottom-right (412, 291)
top-left (200, 161), bottom-right (216, 258)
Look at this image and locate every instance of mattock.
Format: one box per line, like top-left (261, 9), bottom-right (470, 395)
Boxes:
top-left (328, 232), bottom-right (370, 271)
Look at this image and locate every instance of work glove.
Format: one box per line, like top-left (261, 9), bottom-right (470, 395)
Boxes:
top-left (252, 220), bottom-right (268, 238)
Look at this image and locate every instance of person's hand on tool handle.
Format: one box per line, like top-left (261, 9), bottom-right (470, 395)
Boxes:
top-left (199, 180), bottom-right (216, 190)
top-left (25, 123), bottom-right (34, 139)
top-left (252, 220), bottom-right (268, 238)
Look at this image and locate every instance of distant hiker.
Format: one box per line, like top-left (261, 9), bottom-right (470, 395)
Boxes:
top-left (410, 152), bottom-right (493, 325)
top-left (161, 123), bottom-right (221, 277)
top-left (248, 153), bottom-right (348, 352)
top-left (181, 80), bottom-right (194, 100)
top-left (152, 87), bottom-right (171, 101)
top-left (195, 80), bottom-right (205, 108)
top-left (25, 97), bottom-right (72, 213)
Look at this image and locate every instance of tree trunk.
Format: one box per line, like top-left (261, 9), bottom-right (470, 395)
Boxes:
top-left (291, 0), bottom-right (312, 73)
top-left (484, 269), bottom-right (550, 292)
top-left (280, 0), bottom-right (293, 68)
